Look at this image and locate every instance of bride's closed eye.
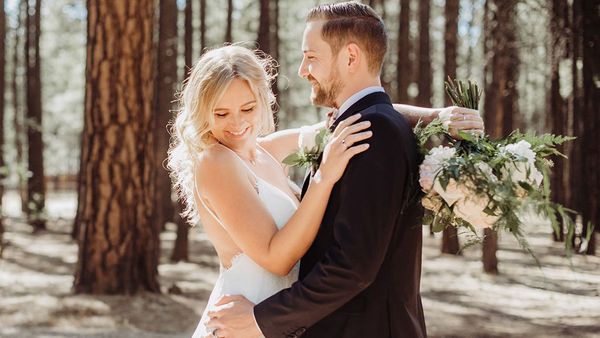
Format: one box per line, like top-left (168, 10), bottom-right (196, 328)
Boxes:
top-left (241, 105), bottom-right (256, 113)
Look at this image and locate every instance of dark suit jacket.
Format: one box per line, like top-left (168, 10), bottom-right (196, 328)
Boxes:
top-left (254, 92), bottom-right (426, 338)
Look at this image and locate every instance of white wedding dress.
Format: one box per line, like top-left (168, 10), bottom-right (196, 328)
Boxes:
top-left (191, 152), bottom-right (299, 338)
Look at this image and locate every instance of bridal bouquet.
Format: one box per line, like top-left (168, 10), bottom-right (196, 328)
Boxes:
top-left (415, 78), bottom-right (584, 252)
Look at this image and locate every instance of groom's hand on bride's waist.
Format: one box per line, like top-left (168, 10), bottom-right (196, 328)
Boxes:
top-left (205, 295), bottom-right (263, 338)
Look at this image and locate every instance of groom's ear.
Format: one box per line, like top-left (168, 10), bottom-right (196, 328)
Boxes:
top-left (345, 43), bottom-right (361, 73)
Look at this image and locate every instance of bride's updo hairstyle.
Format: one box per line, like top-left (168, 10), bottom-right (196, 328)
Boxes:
top-left (167, 45), bottom-right (277, 225)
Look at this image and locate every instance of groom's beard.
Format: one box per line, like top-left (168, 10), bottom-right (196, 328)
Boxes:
top-left (309, 70), bottom-right (343, 109)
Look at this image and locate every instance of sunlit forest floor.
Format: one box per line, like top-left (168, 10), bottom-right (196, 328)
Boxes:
top-left (1, 190), bottom-right (599, 338)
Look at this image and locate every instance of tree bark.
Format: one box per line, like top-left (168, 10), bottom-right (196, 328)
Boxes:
top-left (74, 0), bottom-right (160, 294)
top-left (482, 228), bottom-right (498, 274)
top-left (25, 0), bottom-right (45, 231)
top-left (14, 0), bottom-right (26, 214)
top-left (396, 0), bottom-right (410, 102)
top-left (0, 0), bottom-right (5, 245)
top-left (170, 0), bottom-right (192, 262)
top-left (549, 0), bottom-right (569, 242)
top-left (580, 0), bottom-right (599, 255)
top-left (257, 0), bottom-right (270, 54)
top-left (444, 0), bottom-right (459, 106)
top-left (170, 201), bottom-right (189, 262)
top-left (198, 0), bottom-right (206, 51)
top-left (416, 0), bottom-right (432, 108)
top-left (441, 0), bottom-right (460, 255)
top-left (569, 0), bottom-right (583, 252)
top-left (271, 0), bottom-right (280, 126)
top-left (154, 0), bottom-right (178, 234)
top-left (184, 0), bottom-right (192, 71)
top-left (482, 0), bottom-right (520, 273)
top-left (224, 0), bottom-right (232, 43)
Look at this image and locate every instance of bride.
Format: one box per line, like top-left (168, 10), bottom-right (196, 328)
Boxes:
top-left (167, 45), bottom-right (482, 337)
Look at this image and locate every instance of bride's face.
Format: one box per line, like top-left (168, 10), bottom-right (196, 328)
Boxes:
top-left (210, 78), bottom-right (262, 150)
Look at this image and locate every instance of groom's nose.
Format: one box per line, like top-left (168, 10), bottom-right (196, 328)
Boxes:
top-left (298, 58), bottom-right (309, 78)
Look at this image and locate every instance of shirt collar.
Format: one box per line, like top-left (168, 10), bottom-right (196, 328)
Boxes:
top-left (333, 86), bottom-right (385, 121)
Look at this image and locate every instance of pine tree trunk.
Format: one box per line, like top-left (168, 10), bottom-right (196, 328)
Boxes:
top-left (482, 0), bottom-right (520, 273)
top-left (74, 0), bottom-right (160, 294)
top-left (482, 228), bottom-right (498, 274)
top-left (170, 0), bottom-right (193, 262)
top-left (25, 0), bottom-right (45, 231)
top-left (170, 201), bottom-right (189, 262)
top-left (549, 0), bottom-right (569, 242)
top-left (14, 0), bottom-right (26, 215)
top-left (271, 0), bottom-right (280, 126)
top-left (569, 0), bottom-right (582, 251)
top-left (416, 0), bottom-right (432, 108)
top-left (224, 0), bottom-right (232, 43)
top-left (580, 0), bottom-right (599, 255)
top-left (199, 0), bottom-right (206, 49)
top-left (184, 0), bottom-right (192, 70)
top-left (0, 0), bottom-right (5, 244)
top-left (257, 0), bottom-right (270, 54)
top-left (441, 0), bottom-right (460, 255)
top-left (444, 0), bottom-right (458, 106)
top-left (396, 0), bottom-right (410, 102)
top-left (154, 0), bottom-right (178, 233)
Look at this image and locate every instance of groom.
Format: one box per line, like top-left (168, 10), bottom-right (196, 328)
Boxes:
top-left (208, 2), bottom-right (426, 337)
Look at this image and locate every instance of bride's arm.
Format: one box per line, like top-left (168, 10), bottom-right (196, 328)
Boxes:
top-left (393, 104), bottom-right (484, 136)
top-left (196, 116), bottom-right (370, 277)
top-left (258, 120), bottom-right (326, 165)
top-left (260, 105), bottom-right (483, 165)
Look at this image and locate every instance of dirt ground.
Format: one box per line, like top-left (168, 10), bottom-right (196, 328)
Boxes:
top-left (1, 190), bottom-right (599, 338)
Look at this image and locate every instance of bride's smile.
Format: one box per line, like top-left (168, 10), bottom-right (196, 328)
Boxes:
top-left (211, 78), bottom-right (261, 151)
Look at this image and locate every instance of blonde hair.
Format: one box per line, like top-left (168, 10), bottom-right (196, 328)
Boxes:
top-left (167, 45), bottom-right (277, 225)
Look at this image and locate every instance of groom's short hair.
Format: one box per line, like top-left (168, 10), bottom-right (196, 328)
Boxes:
top-left (307, 1), bottom-right (387, 75)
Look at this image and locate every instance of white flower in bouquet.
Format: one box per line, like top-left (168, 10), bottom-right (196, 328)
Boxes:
top-left (499, 140), bottom-right (543, 187)
top-left (419, 146), bottom-right (456, 192)
top-left (298, 126), bottom-right (318, 151)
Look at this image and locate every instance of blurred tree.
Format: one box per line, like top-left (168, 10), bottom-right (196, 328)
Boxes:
top-left (257, 0), bottom-right (270, 54)
top-left (171, 201), bottom-right (189, 262)
top-left (74, 0), bottom-right (160, 294)
top-left (154, 0), bottom-right (178, 233)
top-left (199, 0), bottom-right (206, 49)
top-left (569, 0), bottom-right (583, 252)
top-left (416, 0), bottom-right (432, 108)
top-left (441, 0), bottom-right (460, 256)
top-left (13, 0), bottom-right (26, 214)
top-left (579, 0), bottom-right (598, 255)
top-left (271, 0), bottom-right (280, 124)
top-left (482, 0), bottom-right (520, 273)
top-left (171, 0), bottom-right (193, 262)
top-left (0, 0), bottom-right (5, 246)
top-left (548, 0), bottom-right (569, 242)
top-left (25, 0), bottom-right (45, 231)
top-left (224, 0), bottom-right (232, 43)
top-left (396, 0), bottom-right (410, 102)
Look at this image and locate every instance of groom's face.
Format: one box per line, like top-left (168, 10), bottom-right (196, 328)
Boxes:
top-left (299, 21), bottom-right (344, 108)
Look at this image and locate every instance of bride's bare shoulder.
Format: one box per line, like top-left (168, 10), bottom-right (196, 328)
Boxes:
top-left (194, 144), bottom-right (244, 181)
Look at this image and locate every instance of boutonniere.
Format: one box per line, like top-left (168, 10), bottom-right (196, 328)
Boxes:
top-left (283, 127), bottom-right (332, 174)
